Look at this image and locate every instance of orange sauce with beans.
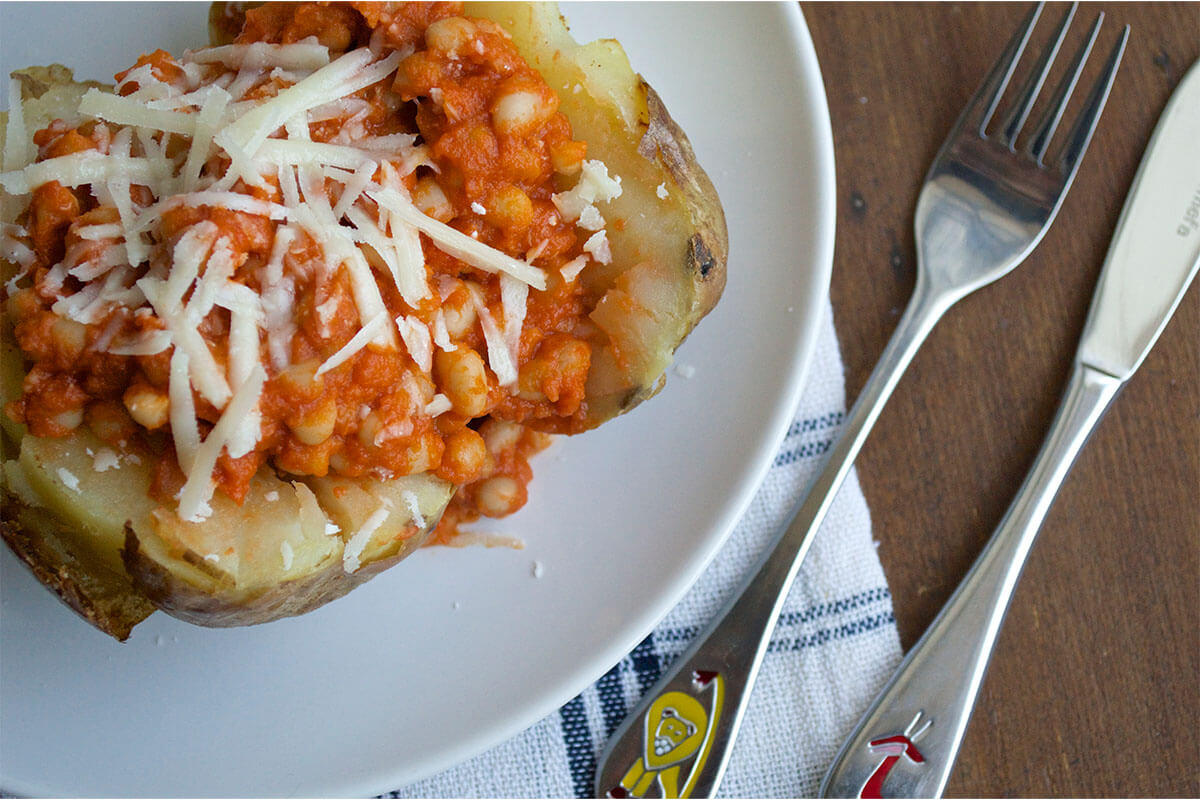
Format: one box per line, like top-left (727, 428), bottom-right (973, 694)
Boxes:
top-left (3, 2), bottom-right (603, 535)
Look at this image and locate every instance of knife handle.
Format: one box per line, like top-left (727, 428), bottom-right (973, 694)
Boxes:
top-left (820, 362), bottom-right (1121, 799)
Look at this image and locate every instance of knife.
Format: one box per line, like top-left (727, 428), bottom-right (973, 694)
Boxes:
top-left (820, 58), bottom-right (1200, 800)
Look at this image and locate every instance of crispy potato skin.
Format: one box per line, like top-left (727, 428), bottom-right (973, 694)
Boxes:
top-left (1, 498), bottom-right (155, 641)
top-left (642, 85), bottom-right (728, 322)
top-left (2, 2), bottom-right (726, 639)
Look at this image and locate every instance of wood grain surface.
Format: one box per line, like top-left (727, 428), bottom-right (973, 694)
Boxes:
top-left (800, 3), bottom-right (1199, 797)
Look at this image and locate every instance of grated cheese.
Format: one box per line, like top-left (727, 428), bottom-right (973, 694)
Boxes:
top-left (217, 48), bottom-right (400, 158)
top-left (315, 311), bottom-right (389, 376)
top-left (560, 255), bottom-right (588, 282)
top-left (577, 204), bottom-right (605, 231)
top-left (395, 315), bottom-right (433, 373)
top-left (92, 448), bottom-right (121, 472)
top-left (177, 364), bottom-right (266, 522)
top-left (330, 160), bottom-right (379, 219)
top-left (1, 223), bottom-right (35, 273)
top-left (370, 187), bottom-right (546, 289)
top-left (260, 225), bottom-right (298, 370)
top-left (584, 230), bottom-right (612, 265)
top-left (74, 223), bottom-right (125, 242)
top-left (0, 151), bottom-right (175, 195)
top-left (106, 329), bottom-right (172, 356)
top-left (425, 394), bottom-right (452, 417)
top-left (168, 347), bottom-right (201, 473)
top-left (499, 274), bottom-right (528, 366)
top-left (79, 89), bottom-right (199, 136)
top-left (431, 309), bottom-right (456, 352)
top-left (551, 158), bottom-right (622, 223)
top-left (56, 467), bottom-right (81, 493)
top-left (256, 138), bottom-right (375, 171)
top-left (345, 204), bottom-right (429, 308)
top-left (186, 42), bottom-right (331, 72)
top-left (472, 290), bottom-right (518, 387)
top-left (182, 87), bottom-right (233, 192)
top-left (3, 78), bottom-right (32, 174)
top-left (401, 489), bottom-right (425, 531)
top-left (343, 502), bottom-right (390, 573)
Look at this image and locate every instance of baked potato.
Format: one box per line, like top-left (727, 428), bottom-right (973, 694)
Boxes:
top-left (0, 1), bottom-right (727, 640)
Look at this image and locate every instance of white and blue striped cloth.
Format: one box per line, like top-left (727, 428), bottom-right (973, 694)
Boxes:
top-left (389, 298), bottom-right (903, 798)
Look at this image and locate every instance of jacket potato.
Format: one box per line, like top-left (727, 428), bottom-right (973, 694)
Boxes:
top-left (0, 1), bottom-right (727, 640)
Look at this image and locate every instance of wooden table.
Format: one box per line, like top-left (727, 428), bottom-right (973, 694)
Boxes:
top-left (801, 3), bottom-right (1198, 797)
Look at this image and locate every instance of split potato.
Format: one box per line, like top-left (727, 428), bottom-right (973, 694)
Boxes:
top-left (1, 2), bottom-right (727, 639)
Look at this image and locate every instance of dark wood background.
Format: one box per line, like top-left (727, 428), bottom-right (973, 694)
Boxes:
top-left (801, 3), bottom-right (1198, 797)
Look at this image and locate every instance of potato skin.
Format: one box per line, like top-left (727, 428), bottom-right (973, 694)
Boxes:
top-left (1, 498), bottom-right (155, 641)
top-left (642, 85), bottom-right (728, 322)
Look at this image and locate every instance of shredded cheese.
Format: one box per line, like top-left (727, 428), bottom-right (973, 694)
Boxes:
top-left (177, 364), bottom-right (266, 522)
top-left (0, 151), bottom-right (175, 195)
top-left (3, 78), bottom-right (32, 174)
top-left (401, 489), bottom-right (425, 531)
top-left (584, 230), bottom-right (613, 265)
top-left (56, 467), bottom-right (81, 493)
top-left (79, 89), bottom-right (200, 136)
top-left (395, 315), bottom-right (434, 373)
top-left (343, 502), bottom-right (390, 573)
top-left (186, 42), bottom-right (331, 72)
top-left (472, 290), bottom-right (518, 387)
top-left (370, 187), bottom-right (546, 289)
top-left (217, 48), bottom-right (400, 157)
top-left (315, 311), bottom-right (390, 376)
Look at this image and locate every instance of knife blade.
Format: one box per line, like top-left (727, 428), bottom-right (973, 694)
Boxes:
top-left (1077, 59), bottom-right (1200, 379)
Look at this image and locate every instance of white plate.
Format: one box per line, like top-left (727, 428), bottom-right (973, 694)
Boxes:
top-left (0, 3), bottom-right (835, 796)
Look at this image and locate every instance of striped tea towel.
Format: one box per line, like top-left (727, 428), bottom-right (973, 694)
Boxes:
top-left (387, 297), bottom-right (903, 798)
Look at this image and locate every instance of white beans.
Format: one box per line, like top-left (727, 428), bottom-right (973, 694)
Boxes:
top-left (425, 16), bottom-right (477, 56)
top-left (289, 397), bottom-right (338, 446)
top-left (434, 348), bottom-right (489, 418)
top-left (491, 85), bottom-right (556, 135)
top-left (475, 475), bottom-right (523, 518)
top-left (412, 176), bottom-right (454, 223)
top-left (50, 317), bottom-right (87, 361)
top-left (123, 385), bottom-right (169, 430)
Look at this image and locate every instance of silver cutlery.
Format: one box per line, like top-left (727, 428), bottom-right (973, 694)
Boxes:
top-left (821, 56), bottom-right (1199, 800)
top-left (594, 4), bottom-right (1125, 797)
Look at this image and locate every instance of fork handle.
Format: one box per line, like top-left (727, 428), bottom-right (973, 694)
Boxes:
top-left (594, 275), bottom-right (957, 799)
top-left (819, 361), bottom-right (1122, 799)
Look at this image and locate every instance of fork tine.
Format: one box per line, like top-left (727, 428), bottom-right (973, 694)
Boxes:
top-left (995, 3), bottom-right (1077, 148)
top-left (958, 2), bottom-right (1043, 136)
top-left (1054, 24), bottom-right (1130, 174)
top-left (1026, 12), bottom-right (1104, 162)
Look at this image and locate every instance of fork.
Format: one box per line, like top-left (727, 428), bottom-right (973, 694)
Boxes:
top-left (594, 5), bottom-right (1126, 798)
